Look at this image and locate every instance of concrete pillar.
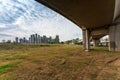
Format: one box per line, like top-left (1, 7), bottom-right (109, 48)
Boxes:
top-left (82, 29), bottom-right (90, 51)
top-left (115, 25), bottom-right (120, 51)
top-left (93, 39), bottom-right (100, 47)
top-left (109, 24), bottom-right (120, 51)
top-left (109, 26), bottom-right (115, 51)
top-left (83, 29), bottom-right (86, 50)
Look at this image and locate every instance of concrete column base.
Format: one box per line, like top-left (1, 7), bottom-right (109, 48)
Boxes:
top-left (109, 24), bottom-right (120, 52)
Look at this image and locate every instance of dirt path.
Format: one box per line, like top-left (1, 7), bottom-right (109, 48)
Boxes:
top-left (96, 58), bottom-right (120, 80)
top-left (111, 59), bottom-right (120, 79)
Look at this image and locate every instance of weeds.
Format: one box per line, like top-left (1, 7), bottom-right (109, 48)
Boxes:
top-left (0, 62), bottom-right (20, 74)
top-left (0, 44), bottom-right (120, 80)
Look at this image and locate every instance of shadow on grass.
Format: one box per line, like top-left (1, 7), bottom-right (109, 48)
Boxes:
top-left (90, 46), bottom-right (110, 53)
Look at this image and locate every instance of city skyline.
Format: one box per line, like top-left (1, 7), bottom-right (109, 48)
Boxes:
top-left (15, 33), bottom-right (60, 44)
top-left (1, 34), bottom-right (60, 43)
top-left (0, 0), bottom-right (82, 42)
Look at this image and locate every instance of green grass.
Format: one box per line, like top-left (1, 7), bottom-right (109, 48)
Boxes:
top-left (0, 44), bottom-right (120, 80)
top-left (54, 77), bottom-right (59, 80)
top-left (0, 62), bottom-right (20, 74)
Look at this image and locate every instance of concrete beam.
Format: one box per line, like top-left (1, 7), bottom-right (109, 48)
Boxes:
top-left (36, 0), bottom-right (115, 28)
top-left (91, 28), bottom-right (108, 39)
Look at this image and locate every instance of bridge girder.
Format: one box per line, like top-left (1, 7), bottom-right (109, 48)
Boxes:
top-left (36, 0), bottom-right (120, 51)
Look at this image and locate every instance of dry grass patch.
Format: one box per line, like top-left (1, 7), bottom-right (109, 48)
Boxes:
top-left (0, 44), bottom-right (120, 80)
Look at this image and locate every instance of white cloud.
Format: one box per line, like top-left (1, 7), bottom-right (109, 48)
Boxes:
top-left (13, 13), bottom-right (82, 41)
top-left (0, 0), bottom-right (82, 42)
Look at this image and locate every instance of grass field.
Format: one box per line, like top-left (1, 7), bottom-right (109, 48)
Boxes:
top-left (0, 44), bottom-right (120, 80)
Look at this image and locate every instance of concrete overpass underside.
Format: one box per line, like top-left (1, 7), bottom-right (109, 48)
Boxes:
top-left (36, 0), bottom-right (120, 51)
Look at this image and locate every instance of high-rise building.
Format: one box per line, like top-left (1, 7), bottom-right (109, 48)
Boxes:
top-left (30, 35), bottom-right (33, 43)
top-left (55, 35), bottom-right (60, 43)
top-left (38, 35), bottom-right (41, 44)
top-left (32, 34), bottom-right (35, 44)
top-left (23, 37), bottom-right (26, 43)
top-left (48, 36), bottom-right (52, 43)
top-left (15, 34), bottom-right (60, 44)
top-left (15, 37), bottom-right (19, 43)
top-left (29, 37), bottom-right (31, 43)
top-left (19, 38), bottom-right (23, 43)
top-left (35, 34), bottom-right (38, 44)
top-left (43, 35), bottom-right (47, 43)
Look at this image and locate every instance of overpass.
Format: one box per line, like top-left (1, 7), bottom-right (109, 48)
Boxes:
top-left (36, 0), bottom-right (120, 51)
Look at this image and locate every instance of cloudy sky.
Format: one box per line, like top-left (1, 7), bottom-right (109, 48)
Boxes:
top-left (0, 0), bottom-right (82, 42)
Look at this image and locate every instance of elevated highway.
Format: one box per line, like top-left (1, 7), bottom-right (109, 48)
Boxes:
top-left (36, 0), bottom-right (120, 51)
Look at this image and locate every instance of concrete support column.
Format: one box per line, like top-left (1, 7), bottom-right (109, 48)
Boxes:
top-left (93, 39), bottom-right (100, 47)
top-left (109, 24), bottom-right (120, 51)
top-left (83, 29), bottom-right (86, 50)
top-left (82, 29), bottom-right (90, 51)
top-left (109, 26), bottom-right (116, 51)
